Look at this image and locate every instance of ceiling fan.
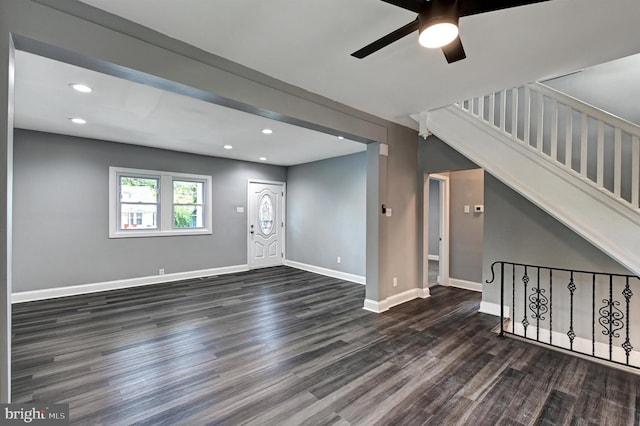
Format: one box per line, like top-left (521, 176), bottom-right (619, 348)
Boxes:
top-left (352, 0), bottom-right (551, 63)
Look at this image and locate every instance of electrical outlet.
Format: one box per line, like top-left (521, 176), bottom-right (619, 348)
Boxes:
top-left (159, 269), bottom-right (165, 275)
top-left (393, 277), bottom-right (398, 287)
top-left (337, 256), bottom-right (341, 264)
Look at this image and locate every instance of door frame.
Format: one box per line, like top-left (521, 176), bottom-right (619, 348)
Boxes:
top-left (247, 179), bottom-right (286, 269)
top-left (424, 173), bottom-right (450, 287)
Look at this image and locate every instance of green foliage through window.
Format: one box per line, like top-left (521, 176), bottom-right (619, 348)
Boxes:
top-left (173, 180), bottom-right (204, 228)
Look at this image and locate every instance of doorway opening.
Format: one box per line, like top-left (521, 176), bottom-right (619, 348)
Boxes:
top-left (425, 173), bottom-right (449, 287)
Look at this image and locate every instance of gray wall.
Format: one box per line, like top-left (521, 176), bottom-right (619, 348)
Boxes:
top-left (482, 173), bottom-right (635, 340)
top-left (377, 129), bottom-right (420, 300)
top-left (449, 169), bottom-right (484, 283)
top-left (13, 129), bottom-right (286, 292)
top-left (286, 152), bottom-right (366, 276)
top-left (428, 179), bottom-right (440, 256)
top-left (482, 173), bottom-right (632, 301)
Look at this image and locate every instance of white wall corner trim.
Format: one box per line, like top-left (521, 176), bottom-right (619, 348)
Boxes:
top-left (363, 298), bottom-right (386, 313)
top-left (479, 301), bottom-right (511, 318)
top-left (363, 287), bottom-right (431, 314)
top-left (12, 264), bottom-right (250, 303)
top-left (283, 259), bottom-right (366, 285)
top-left (417, 287), bottom-right (431, 298)
top-left (449, 278), bottom-right (483, 292)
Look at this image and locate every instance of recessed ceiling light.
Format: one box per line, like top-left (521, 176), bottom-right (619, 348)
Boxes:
top-left (223, 145), bottom-right (233, 150)
top-left (259, 157), bottom-right (267, 161)
top-left (69, 117), bottom-right (86, 125)
top-left (338, 136), bottom-right (345, 140)
top-left (261, 128), bottom-right (273, 135)
top-left (70, 83), bottom-right (92, 93)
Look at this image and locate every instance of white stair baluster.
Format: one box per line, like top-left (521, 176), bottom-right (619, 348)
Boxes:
top-left (614, 128), bottom-right (622, 198)
top-left (633, 135), bottom-right (639, 208)
top-left (524, 87), bottom-right (531, 145)
top-left (551, 99), bottom-right (558, 161)
top-left (565, 105), bottom-right (573, 170)
top-left (500, 90), bottom-right (507, 133)
top-left (536, 92), bottom-right (544, 153)
top-left (512, 89), bottom-right (518, 140)
top-left (580, 113), bottom-right (588, 178)
top-left (597, 121), bottom-right (604, 187)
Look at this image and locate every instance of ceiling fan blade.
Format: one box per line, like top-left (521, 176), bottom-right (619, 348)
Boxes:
top-left (459, 0), bottom-right (552, 17)
top-left (380, 0), bottom-right (426, 13)
top-left (351, 18), bottom-right (419, 59)
top-left (441, 37), bottom-right (466, 63)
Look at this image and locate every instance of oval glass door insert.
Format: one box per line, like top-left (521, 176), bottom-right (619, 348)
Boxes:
top-left (259, 194), bottom-right (274, 234)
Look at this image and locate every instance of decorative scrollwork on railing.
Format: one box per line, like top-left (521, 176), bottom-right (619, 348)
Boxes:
top-left (623, 280), bottom-right (633, 357)
top-left (567, 276), bottom-right (576, 346)
top-left (599, 299), bottom-right (624, 338)
top-left (522, 270), bottom-right (530, 335)
top-left (529, 287), bottom-right (548, 320)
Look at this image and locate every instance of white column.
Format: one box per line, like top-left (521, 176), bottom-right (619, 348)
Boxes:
top-left (0, 28), bottom-right (14, 403)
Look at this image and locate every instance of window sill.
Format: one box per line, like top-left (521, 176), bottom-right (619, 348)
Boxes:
top-left (109, 229), bottom-right (212, 239)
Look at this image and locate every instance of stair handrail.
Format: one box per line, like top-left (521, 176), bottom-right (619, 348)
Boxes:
top-left (532, 83), bottom-right (640, 138)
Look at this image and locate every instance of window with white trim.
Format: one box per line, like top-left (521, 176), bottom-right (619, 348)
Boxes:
top-left (109, 167), bottom-right (212, 238)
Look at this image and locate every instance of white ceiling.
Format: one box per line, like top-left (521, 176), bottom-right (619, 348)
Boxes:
top-left (13, 51), bottom-right (366, 166)
top-left (78, 0), bottom-right (640, 129)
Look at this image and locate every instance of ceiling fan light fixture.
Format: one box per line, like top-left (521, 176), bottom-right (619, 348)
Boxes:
top-left (418, 20), bottom-right (459, 48)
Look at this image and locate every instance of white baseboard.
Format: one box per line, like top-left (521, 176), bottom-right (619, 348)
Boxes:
top-left (479, 301), bottom-right (511, 318)
top-left (508, 321), bottom-right (640, 368)
top-left (363, 287), bottom-right (431, 313)
top-left (428, 254), bottom-right (440, 261)
top-left (12, 264), bottom-right (249, 303)
top-left (449, 278), bottom-right (482, 292)
top-left (283, 259), bottom-right (365, 285)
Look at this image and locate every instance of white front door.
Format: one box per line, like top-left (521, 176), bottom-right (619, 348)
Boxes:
top-left (248, 181), bottom-right (285, 269)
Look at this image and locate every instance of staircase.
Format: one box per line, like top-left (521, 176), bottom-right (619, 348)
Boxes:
top-left (420, 82), bottom-right (640, 276)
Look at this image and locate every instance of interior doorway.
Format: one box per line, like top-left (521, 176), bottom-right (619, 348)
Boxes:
top-left (425, 174), bottom-right (449, 287)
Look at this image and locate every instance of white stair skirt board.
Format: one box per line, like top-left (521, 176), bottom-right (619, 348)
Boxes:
top-left (508, 321), bottom-right (640, 369)
top-left (479, 301), bottom-right (511, 318)
top-left (12, 264), bottom-right (249, 303)
top-left (283, 259), bottom-right (366, 285)
top-left (448, 278), bottom-right (482, 292)
top-left (423, 106), bottom-right (640, 277)
top-left (363, 288), bottom-right (431, 313)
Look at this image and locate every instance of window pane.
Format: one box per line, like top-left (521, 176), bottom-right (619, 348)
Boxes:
top-left (174, 205), bottom-right (203, 228)
top-left (259, 194), bottom-right (274, 234)
top-left (174, 180), bottom-right (203, 204)
top-left (120, 203), bottom-right (157, 229)
top-left (120, 176), bottom-right (158, 203)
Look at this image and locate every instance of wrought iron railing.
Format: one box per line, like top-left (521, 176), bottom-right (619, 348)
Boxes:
top-left (486, 261), bottom-right (640, 369)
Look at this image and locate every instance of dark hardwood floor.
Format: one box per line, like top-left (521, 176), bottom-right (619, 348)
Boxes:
top-left (12, 266), bottom-right (640, 425)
